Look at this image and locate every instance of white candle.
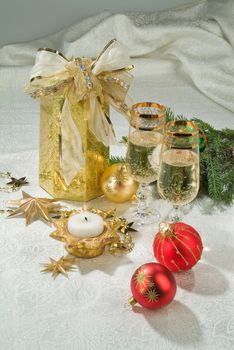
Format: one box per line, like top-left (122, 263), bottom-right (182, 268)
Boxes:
top-left (67, 211), bottom-right (104, 239)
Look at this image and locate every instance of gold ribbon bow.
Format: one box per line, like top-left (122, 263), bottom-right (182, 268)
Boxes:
top-left (25, 39), bottom-right (133, 186)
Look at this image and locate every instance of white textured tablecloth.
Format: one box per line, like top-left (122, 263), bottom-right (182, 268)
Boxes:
top-left (1, 1), bottom-right (234, 349)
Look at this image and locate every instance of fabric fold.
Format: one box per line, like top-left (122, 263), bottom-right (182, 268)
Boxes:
top-left (1, 0), bottom-right (233, 112)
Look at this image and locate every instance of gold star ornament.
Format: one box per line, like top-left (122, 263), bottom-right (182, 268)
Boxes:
top-left (8, 191), bottom-right (62, 225)
top-left (6, 176), bottom-right (29, 190)
top-left (0, 172), bottom-right (28, 192)
top-left (41, 256), bottom-right (77, 279)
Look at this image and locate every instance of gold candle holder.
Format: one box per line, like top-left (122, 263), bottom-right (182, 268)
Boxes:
top-left (50, 209), bottom-right (136, 258)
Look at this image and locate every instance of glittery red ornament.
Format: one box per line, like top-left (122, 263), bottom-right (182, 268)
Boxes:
top-left (128, 262), bottom-right (176, 309)
top-left (153, 222), bottom-right (203, 272)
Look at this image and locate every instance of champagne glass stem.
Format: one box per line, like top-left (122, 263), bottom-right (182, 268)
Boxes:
top-left (136, 183), bottom-right (149, 218)
top-left (127, 183), bottom-right (160, 226)
top-left (170, 205), bottom-right (181, 222)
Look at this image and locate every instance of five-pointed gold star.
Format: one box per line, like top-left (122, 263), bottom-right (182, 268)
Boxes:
top-left (6, 176), bottom-right (29, 190)
top-left (41, 256), bottom-right (77, 279)
top-left (8, 191), bottom-right (62, 225)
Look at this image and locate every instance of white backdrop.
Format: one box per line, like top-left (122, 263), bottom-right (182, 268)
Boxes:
top-left (0, 0), bottom-right (199, 47)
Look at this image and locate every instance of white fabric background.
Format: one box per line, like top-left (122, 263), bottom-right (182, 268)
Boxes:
top-left (0, 1), bottom-right (234, 349)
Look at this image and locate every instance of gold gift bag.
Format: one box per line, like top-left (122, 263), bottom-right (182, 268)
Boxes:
top-left (39, 96), bottom-right (109, 201)
top-left (26, 40), bottom-right (133, 201)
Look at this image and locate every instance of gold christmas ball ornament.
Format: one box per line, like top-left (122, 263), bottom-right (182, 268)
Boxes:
top-left (100, 163), bottom-right (139, 203)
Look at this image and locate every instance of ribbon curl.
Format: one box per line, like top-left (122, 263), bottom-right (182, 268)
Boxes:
top-left (26, 39), bottom-right (133, 186)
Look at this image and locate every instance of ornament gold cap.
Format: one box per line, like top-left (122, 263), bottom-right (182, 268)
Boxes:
top-left (159, 222), bottom-right (174, 237)
top-left (128, 296), bottom-right (137, 306)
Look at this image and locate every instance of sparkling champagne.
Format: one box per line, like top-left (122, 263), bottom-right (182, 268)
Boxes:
top-left (126, 130), bottom-right (163, 184)
top-left (158, 149), bottom-right (199, 205)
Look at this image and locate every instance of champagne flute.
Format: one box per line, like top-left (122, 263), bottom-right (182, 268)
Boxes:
top-left (157, 120), bottom-right (200, 222)
top-left (126, 102), bottom-right (166, 225)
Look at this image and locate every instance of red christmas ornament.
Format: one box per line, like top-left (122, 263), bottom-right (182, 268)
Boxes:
top-left (128, 262), bottom-right (176, 309)
top-left (153, 222), bottom-right (203, 272)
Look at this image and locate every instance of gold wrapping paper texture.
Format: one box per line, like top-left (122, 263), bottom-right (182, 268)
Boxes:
top-left (39, 95), bottom-right (109, 201)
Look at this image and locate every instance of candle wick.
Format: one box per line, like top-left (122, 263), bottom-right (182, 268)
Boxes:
top-left (85, 217), bottom-right (88, 222)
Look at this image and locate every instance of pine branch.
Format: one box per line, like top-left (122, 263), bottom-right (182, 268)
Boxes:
top-left (166, 108), bottom-right (187, 122)
top-left (120, 136), bottom-right (128, 143)
top-left (165, 108), bottom-right (176, 122)
top-left (204, 129), bottom-right (234, 205)
top-left (109, 156), bottom-right (125, 165)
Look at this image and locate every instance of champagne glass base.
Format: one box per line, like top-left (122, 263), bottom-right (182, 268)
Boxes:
top-left (129, 208), bottom-right (161, 227)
